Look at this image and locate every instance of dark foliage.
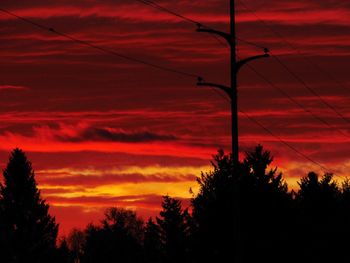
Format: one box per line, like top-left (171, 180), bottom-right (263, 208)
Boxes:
top-left (81, 208), bottom-right (144, 263)
top-left (144, 218), bottom-right (163, 263)
top-left (239, 146), bottom-right (292, 262)
top-left (2, 146), bottom-right (350, 262)
top-left (191, 145), bottom-right (292, 262)
top-left (56, 238), bottom-right (74, 263)
top-left (0, 148), bottom-right (58, 262)
top-left (66, 228), bottom-right (85, 263)
top-left (156, 196), bottom-right (191, 263)
top-left (293, 172), bottom-right (348, 262)
top-left (191, 149), bottom-right (235, 262)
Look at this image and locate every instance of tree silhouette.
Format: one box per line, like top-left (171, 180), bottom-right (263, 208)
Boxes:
top-left (0, 148), bottom-right (58, 262)
top-left (156, 195), bottom-right (190, 263)
top-left (144, 218), bottom-right (163, 263)
top-left (81, 207), bottom-right (144, 263)
top-left (339, 179), bottom-right (350, 261)
top-left (294, 172), bottom-right (345, 262)
top-left (2, 145), bottom-right (350, 262)
top-left (191, 145), bottom-right (292, 262)
top-left (191, 149), bottom-right (235, 262)
top-left (66, 228), bottom-right (86, 263)
top-left (240, 145), bottom-right (292, 262)
top-left (56, 238), bottom-right (74, 263)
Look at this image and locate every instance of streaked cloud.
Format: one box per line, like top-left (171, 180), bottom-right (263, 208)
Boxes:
top-left (0, 85), bottom-right (28, 90)
top-left (57, 127), bottom-right (177, 142)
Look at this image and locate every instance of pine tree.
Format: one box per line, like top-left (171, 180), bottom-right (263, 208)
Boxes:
top-left (156, 196), bottom-right (189, 263)
top-left (294, 172), bottom-right (342, 262)
top-left (191, 150), bottom-right (235, 263)
top-left (0, 148), bottom-right (58, 262)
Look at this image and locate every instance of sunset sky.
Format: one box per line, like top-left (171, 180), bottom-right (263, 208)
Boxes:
top-left (1, 0), bottom-right (350, 235)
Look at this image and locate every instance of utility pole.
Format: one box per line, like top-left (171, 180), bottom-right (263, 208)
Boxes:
top-left (197, 1), bottom-right (269, 166)
top-left (196, 0), bottom-right (270, 262)
top-left (230, 0), bottom-right (239, 166)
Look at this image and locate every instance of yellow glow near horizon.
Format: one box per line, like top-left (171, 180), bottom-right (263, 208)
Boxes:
top-left (36, 165), bottom-right (212, 177)
top-left (41, 181), bottom-right (199, 199)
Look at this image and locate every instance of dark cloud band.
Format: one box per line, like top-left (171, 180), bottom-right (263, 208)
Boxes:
top-left (58, 127), bottom-right (177, 143)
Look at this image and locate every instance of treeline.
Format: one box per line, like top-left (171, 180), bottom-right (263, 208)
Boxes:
top-left (0, 146), bottom-right (349, 262)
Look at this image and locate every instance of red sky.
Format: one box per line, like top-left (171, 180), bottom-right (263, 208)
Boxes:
top-left (1, 0), bottom-right (350, 235)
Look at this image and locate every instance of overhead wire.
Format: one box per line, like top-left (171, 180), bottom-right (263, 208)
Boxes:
top-left (242, 109), bottom-right (349, 180)
top-left (238, 0), bottom-right (348, 91)
top-left (1, 4), bottom-right (345, 179)
top-left (135, 0), bottom-right (266, 50)
top-left (271, 54), bottom-right (350, 125)
top-left (0, 8), bottom-right (200, 79)
top-left (241, 60), bottom-right (350, 140)
top-left (239, 109), bottom-right (329, 171)
top-left (137, 0), bottom-right (349, 179)
top-left (132, 1), bottom-right (348, 177)
top-left (237, 0), bottom-right (350, 125)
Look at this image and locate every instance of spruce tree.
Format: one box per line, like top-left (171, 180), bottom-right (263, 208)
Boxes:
top-left (0, 148), bottom-right (58, 262)
top-left (156, 196), bottom-right (189, 263)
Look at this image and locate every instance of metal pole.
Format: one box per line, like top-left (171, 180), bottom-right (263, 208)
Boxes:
top-left (196, 3), bottom-right (269, 261)
top-left (230, 3), bottom-right (241, 263)
top-left (230, 0), bottom-right (239, 165)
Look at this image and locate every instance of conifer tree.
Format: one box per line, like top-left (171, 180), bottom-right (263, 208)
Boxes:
top-left (156, 196), bottom-right (189, 263)
top-left (191, 146), bottom-right (291, 262)
top-left (0, 148), bottom-right (58, 262)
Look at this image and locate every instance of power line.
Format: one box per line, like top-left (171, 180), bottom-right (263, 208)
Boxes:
top-left (238, 0), bottom-right (348, 91)
top-left (143, 0), bottom-right (229, 49)
top-left (135, 0), bottom-right (266, 50)
top-left (137, 0), bottom-right (346, 179)
top-left (237, 0), bottom-right (350, 125)
top-left (151, 0), bottom-right (343, 174)
top-left (239, 109), bottom-right (332, 173)
top-left (0, 8), bottom-right (234, 110)
top-left (2, 5), bottom-right (345, 179)
top-left (209, 81), bottom-right (339, 177)
top-left (242, 109), bottom-right (349, 180)
top-left (1, 7), bottom-right (231, 134)
top-left (0, 7), bottom-right (199, 79)
top-left (210, 88), bottom-right (231, 103)
top-left (271, 54), bottom-right (350, 125)
top-left (242, 60), bottom-right (350, 141)
top-left (136, 0), bottom-right (199, 25)
top-left (236, 37), bottom-right (267, 50)
top-left (200, 66), bottom-right (339, 177)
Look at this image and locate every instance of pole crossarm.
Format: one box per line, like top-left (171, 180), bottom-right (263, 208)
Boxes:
top-left (195, 2), bottom-right (270, 169)
top-left (196, 27), bottom-right (232, 45)
top-left (196, 2), bottom-right (271, 262)
top-left (236, 53), bottom-right (270, 73)
top-left (197, 81), bottom-right (232, 99)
